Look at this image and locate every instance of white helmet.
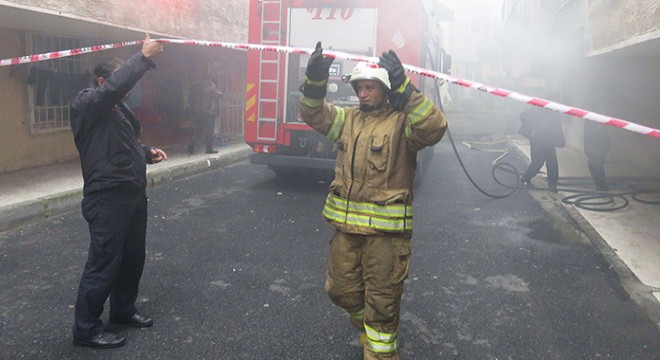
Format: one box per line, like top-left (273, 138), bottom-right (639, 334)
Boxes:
top-left (348, 62), bottom-right (391, 92)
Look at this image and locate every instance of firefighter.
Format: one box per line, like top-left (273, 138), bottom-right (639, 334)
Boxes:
top-left (299, 42), bottom-right (447, 359)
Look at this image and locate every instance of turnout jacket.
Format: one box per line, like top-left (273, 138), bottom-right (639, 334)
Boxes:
top-left (70, 53), bottom-right (157, 196)
top-left (300, 90), bottom-right (447, 235)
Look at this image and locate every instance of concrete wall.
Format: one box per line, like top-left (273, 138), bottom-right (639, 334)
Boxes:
top-left (582, 0), bottom-right (660, 177)
top-left (499, 0), bottom-right (660, 178)
top-left (560, 53), bottom-right (660, 178)
top-left (587, 0), bottom-right (660, 55)
top-left (0, 28), bottom-right (79, 173)
top-left (1, 0), bottom-right (248, 42)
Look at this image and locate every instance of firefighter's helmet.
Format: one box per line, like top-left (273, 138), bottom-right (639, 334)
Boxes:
top-left (347, 62), bottom-right (391, 92)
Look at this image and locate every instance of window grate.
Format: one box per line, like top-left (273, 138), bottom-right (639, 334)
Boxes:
top-left (26, 33), bottom-right (95, 133)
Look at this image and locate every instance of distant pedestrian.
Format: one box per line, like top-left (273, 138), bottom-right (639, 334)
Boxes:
top-left (518, 97), bottom-right (565, 191)
top-left (188, 77), bottom-right (222, 154)
top-left (69, 33), bottom-right (167, 349)
top-left (584, 120), bottom-right (610, 191)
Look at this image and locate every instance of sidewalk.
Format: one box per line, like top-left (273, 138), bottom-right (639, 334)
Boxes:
top-left (0, 136), bottom-right (658, 325)
top-left (0, 141), bottom-right (251, 231)
top-left (509, 136), bottom-right (660, 323)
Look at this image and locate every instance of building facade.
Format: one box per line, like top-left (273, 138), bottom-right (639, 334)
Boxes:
top-left (0, 0), bottom-right (248, 172)
top-left (500, 0), bottom-right (660, 178)
top-left (438, 0), bottom-right (504, 112)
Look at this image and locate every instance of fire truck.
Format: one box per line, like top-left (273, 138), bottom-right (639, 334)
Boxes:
top-left (244, 0), bottom-right (452, 179)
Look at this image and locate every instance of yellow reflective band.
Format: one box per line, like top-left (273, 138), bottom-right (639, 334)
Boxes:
top-left (349, 308), bottom-right (365, 320)
top-left (305, 76), bottom-right (328, 86)
top-left (327, 106), bottom-right (345, 142)
top-left (323, 203), bottom-right (413, 232)
top-left (407, 97), bottom-right (433, 126)
top-left (302, 97), bottom-right (323, 108)
top-left (365, 339), bottom-right (398, 353)
top-left (326, 194), bottom-right (412, 218)
top-left (364, 324), bottom-right (398, 353)
top-left (394, 77), bottom-right (410, 94)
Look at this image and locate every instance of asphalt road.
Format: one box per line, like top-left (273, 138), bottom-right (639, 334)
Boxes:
top-left (1, 120), bottom-right (659, 359)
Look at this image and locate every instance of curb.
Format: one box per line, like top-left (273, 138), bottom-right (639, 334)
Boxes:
top-left (0, 145), bottom-right (252, 233)
top-left (0, 189), bottom-right (82, 232)
top-left (146, 145), bottom-right (251, 187)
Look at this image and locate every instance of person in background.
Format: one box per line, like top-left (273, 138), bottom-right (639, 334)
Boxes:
top-left (299, 42), bottom-right (447, 360)
top-left (583, 120), bottom-right (611, 191)
top-left (518, 94), bottom-right (565, 191)
top-left (69, 33), bottom-right (166, 349)
top-left (188, 77), bottom-right (222, 154)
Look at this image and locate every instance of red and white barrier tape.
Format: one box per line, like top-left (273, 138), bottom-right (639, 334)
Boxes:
top-left (0, 40), bottom-right (143, 66)
top-left (2, 38), bottom-right (658, 139)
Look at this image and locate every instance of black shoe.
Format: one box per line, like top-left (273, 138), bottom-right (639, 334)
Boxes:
top-left (109, 313), bottom-right (154, 328)
top-left (187, 144), bottom-right (195, 155)
top-left (205, 149), bottom-right (218, 154)
top-left (73, 332), bottom-right (126, 349)
top-left (549, 183), bottom-right (558, 192)
top-left (520, 177), bottom-right (532, 187)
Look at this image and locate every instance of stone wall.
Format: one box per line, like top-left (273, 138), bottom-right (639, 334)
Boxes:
top-left (1, 0), bottom-right (248, 41)
top-left (587, 0), bottom-right (659, 54)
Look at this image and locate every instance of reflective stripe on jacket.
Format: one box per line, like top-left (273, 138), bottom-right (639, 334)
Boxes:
top-left (299, 90), bottom-right (447, 235)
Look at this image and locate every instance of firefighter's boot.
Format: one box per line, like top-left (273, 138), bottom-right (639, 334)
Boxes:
top-left (359, 331), bottom-right (367, 347)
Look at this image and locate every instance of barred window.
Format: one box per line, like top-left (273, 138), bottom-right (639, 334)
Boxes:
top-left (26, 33), bottom-right (95, 132)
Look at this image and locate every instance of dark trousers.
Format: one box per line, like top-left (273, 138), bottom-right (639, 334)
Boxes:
top-left (522, 141), bottom-right (559, 184)
top-left (587, 152), bottom-right (608, 190)
top-left (190, 113), bottom-right (216, 151)
top-left (73, 189), bottom-right (148, 339)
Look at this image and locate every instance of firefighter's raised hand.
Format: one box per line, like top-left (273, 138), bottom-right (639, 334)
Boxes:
top-left (379, 50), bottom-right (406, 91)
top-left (306, 41), bottom-right (334, 82)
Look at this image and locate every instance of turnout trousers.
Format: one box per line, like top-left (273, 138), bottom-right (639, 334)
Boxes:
top-left (73, 189), bottom-right (148, 339)
top-left (325, 230), bottom-right (412, 360)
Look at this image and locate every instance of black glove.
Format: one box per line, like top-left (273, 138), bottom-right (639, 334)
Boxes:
top-left (305, 41), bottom-right (334, 82)
top-left (379, 50), bottom-right (406, 91)
top-left (388, 84), bottom-right (416, 111)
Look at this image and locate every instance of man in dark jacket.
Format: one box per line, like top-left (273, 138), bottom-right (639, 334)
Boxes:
top-left (187, 77), bottom-right (222, 154)
top-left (70, 34), bottom-right (167, 349)
top-left (518, 97), bottom-right (565, 191)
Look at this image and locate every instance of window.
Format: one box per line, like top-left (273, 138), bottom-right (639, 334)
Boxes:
top-left (26, 33), bottom-right (95, 132)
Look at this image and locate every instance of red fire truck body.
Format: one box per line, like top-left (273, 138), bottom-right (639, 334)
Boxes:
top-left (245, 0), bottom-right (449, 174)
